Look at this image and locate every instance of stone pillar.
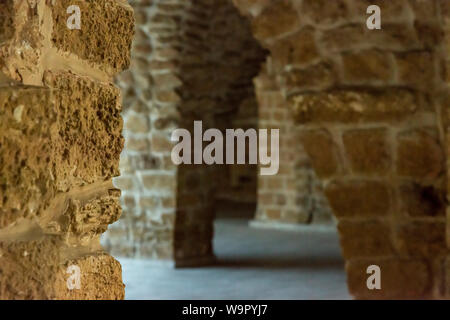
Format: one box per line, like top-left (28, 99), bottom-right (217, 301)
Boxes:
top-left (0, 0), bottom-right (133, 299)
top-left (233, 0), bottom-right (449, 299)
top-left (105, 0), bottom-right (266, 266)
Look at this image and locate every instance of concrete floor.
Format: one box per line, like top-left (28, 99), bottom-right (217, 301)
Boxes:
top-left (118, 215), bottom-right (351, 300)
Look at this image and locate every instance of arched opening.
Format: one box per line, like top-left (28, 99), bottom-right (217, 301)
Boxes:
top-left (103, 0), bottom-right (345, 299)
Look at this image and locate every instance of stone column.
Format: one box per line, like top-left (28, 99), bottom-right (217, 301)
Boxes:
top-left (0, 0), bottom-right (133, 299)
top-left (105, 0), bottom-right (266, 266)
top-left (233, 0), bottom-right (449, 299)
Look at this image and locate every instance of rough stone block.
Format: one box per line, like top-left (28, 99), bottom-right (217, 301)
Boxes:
top-left (396, 221), bottom-right (446, 257)
top-left (396, 52), bottom-right (438, 90)
top-left (396, 129), bottom-right (444, 180)
top-left (300, 0), bottom-right (350, 25)
top-left (319, 24), bottom-right (366, 53)
top-left (338, 220), bottom-right (394, 259)
top-left (43, 71), bottom-right (124, 191)
top-left (343, 128), bottom-right (391, 174)
top-left (283, 61), bottom-right (336, 92)
top-left (0, 236), bottom-right (124, 299)
top-left (342, 50), bottom-right (394, 84)
top-left (325, 180), bottom-right (391, 218)
top-left (251, 0), bottom-right (300, 41)
top-left (50, 0), bottom-right (134, 75)
top-left (299, 129), bottom-right (339, 178)
top-left (346, 258), bottom-right (431, 299)
top-left (292, 89), bottom-right (425, 124)
top-left (269, 27), bottom-right (319, 69)
top-left (399, 183), bottom-right (445, 217)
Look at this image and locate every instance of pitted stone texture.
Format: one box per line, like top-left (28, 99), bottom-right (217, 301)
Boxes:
top-left (0, 73), bottom-right (124, 229)
top-left (0, 1), bottom-right (15, 43)
top-left (0, 86), bottom-right (55, 228)
top-left (43, 71), bottom-right (124, 190)
top-left (50, 0), bottom-right (134, 75)
top-left (0, 0), bottom-right (131, 301)
top-left (0, 236), bottom-right (124, 300)
top-left (0, 0), bottom-right (43, 84)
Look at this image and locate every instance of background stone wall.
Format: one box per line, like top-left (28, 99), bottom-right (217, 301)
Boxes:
top-left (233, 0), bottom-right (450, 299)
top-left (253, 63), bottom-right (332, 226)
top-left (0, 0), bottom-right (133, 299)
top-left (105, 0), bottom-right (331, 264)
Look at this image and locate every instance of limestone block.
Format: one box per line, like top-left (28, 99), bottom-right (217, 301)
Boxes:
top-left (0, 236), bottom-right (124, 299)
top-left (325, 180), bottom-right (391, 218)
top-left (346, 258), bottom-right (430, 299)
top-left (338, 220), bottom-right (394, 259)
top-left (250, 0), bottom-right (300, 41)
top-left (396, 221), bottom-right (447, 257)
top-left (50, 0), bottom-right (134, 75)
top-left (291, 89), bottom-right (425, 124)
top-left (298, 129), bottom-right (339, 178)
top-left (396, 129), bottom-right (444, 180)
top-left (342, 128), bottom-right (391, 175)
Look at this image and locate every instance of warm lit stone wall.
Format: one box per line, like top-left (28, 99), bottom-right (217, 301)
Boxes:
top-left (0, 0), bottom-right (133, 299)
top-left (233, 0), bottom-right (450, 299)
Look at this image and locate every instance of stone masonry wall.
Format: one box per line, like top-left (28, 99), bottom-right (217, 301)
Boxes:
top-left (253, 62), bottom-right (332, 226)
top-left (0, 0), bottom-right (133, 299)
top-left (233, 0), bottom-right (450, 299)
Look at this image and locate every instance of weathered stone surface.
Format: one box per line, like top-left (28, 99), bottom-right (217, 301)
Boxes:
top-left (0, 236), bottom-right (124, 299)
top-left (399, 183), bottom-right (445, 217)
top-left (0, 0), bottom-right (131, 300)
top-left (342, 50), bottom-right (394, 84)
top-left (325, 180), bottom-right (391, 218)
top-left (251, 0), bottom-right (299, 41)
top-left (269, 27), bottom-right (319, 69)
top-left (300, 0), bottom-right (350, 26)
top-left (299, 129), bottom-right (339, 178)
top-left (343, 128), bottom-right (391, 175)
top-left (292, 89), bottom-right (424, 124)
top-left (50, 0), bottom-right (134, 75)
top-left (396, 129), bottom-right (444, 180)
top-left (0, 1), bottom-right (14, 44)
top-left (338, 220), bottom-right (394, 259)
top-left (396, 221), bottom-right (447, 257)
top-left (347, 259), bottom-right (431, 299)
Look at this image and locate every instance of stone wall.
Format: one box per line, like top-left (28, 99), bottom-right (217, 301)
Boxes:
top-left (252, 63), bottom-right (332, 226)
top-left (233, 0), bottom-right (450, 299)
top-left (0, 0), bottom-right (133, 299)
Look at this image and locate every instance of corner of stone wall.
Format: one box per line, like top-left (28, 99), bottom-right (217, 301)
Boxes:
top-left (0, 0), bottom-right (134, 299)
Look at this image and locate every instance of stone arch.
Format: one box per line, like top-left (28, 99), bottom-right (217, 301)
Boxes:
top-left (105, 0), bottom-right (329, 268)
top-left (232, 0), bottom-right (450, 299)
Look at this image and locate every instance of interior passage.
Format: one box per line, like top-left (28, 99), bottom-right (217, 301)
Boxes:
top-left (119, 203), bottom-right (349, 299)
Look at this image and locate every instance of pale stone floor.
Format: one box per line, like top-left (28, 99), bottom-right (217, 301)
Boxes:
top-left (118, 215), bottom-right (351, 300)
